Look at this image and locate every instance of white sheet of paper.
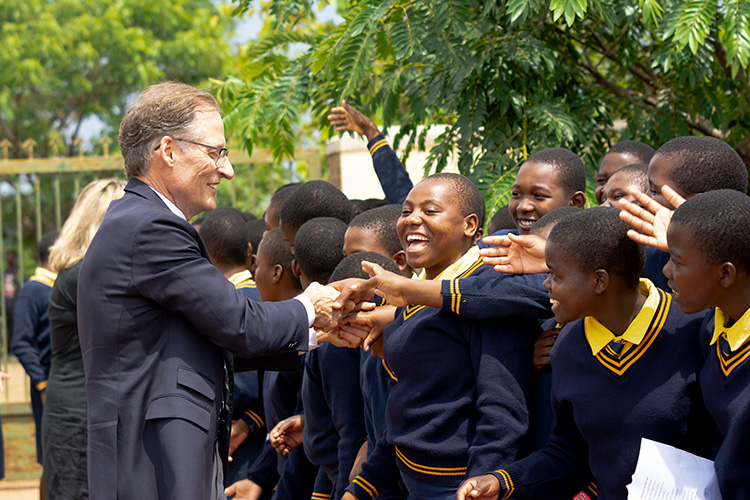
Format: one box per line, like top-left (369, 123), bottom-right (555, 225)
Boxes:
top-left (626, 438), bottom-right (721, 500)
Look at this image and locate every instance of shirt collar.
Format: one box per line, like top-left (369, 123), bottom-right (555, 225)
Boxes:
top-left (148, 186), bottom-right (187, 221)
top-left (29, 267), bottom-right (57, 287)
top-left (418, 246), bottom-right (481, 281)
top-left (228, 269), bottom-right (254, 288)
top-left (711, 306), bottom-right (750, 351)
top-left (584, 279), bottom-right (660, 356)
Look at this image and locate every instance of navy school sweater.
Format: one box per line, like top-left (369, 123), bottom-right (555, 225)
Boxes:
top-left (699, 309), bottom-right (750, 500)
top-left (11, 279), bottom-right (53, 390)
top-left (302, 343), bottom-right (367, 499)
top-left (492, 289), bottom-right (718, 500)
top-left (347, 261), bottom-right (539, 498)
top-left (641, 247), bottom-right (670, 292)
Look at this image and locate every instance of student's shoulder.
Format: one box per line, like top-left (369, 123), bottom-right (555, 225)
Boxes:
top-left (550, 319), bottom-right (585, 358)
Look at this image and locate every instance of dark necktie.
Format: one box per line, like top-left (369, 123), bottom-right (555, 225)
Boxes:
top-left (608, 339), bottom-right (625, 356)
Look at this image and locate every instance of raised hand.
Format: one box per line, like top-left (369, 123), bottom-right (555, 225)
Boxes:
top-left (480, 233), bottom-right (549, 274)
top-left (617, 185), bottom-right (685, 252)
top-left (327, 101), bottom-right (380, 141)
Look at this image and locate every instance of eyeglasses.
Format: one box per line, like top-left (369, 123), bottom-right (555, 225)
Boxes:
top-left (154, 137), bottom-right (229, 166)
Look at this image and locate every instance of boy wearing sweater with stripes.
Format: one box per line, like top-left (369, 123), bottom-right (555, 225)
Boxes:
top-left (457, 207), bottom-right (716, 500)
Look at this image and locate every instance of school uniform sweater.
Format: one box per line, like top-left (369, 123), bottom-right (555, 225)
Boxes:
top-left (492, 286), bottom-right (716, 500)
top-left (366, 134), bottom-right (413, 204)
top-left (700, 307), bottom-right (750, 500)
top-left (347, 260), bottom-right (537, 499)
top-left (303, 342), bottom-right (367, 499)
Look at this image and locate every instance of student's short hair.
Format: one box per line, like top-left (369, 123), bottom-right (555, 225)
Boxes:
top-left (670, 190), bottom-right (750, 273)
top-left (329, 251), bottom-right (401, 282)
top-left (239, 211), bottom-right (257, 222)
top-left (199, 207), bottom-right (248, 267)
top-left (258, 228), bottom-right (299, 285)
top-left (265, 183), bottom-right (301, 226)
top-left (422, 173), bottom-right (486, 229)
top-left (348, 204), bottom-right (402, 256)
top-left (246, 219), bottom-right (267, 254)
top-left (529, 206), bottom-right (581, 238)
top-left (279, 181), bottom-right (353, 232)
top-left (656, 136), bottom-right (748, 195)
top-left (294, 217), bottom-right (348, 285)
top-left (547, 207), bottom-right (646, 289)
top-left (487, 205), bottom-right (516, 234)
top-left (38, 231), bottom-right (60, 265)
top-left (606, 141), bottom-right (656, 164)
top-left (609, 163), bottom-right (649, 193)
top-left (524, 148), bottom-right (587, 196)
top-left (351, 198), bottom-right (389, 217)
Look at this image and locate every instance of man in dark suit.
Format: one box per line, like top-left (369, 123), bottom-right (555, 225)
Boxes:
top-left (77, 82), bottom-right (350, 500)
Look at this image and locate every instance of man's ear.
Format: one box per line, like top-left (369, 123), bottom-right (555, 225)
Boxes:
top-left (272, 264), bottom-right (284, 284)
top-left (155, 136), bottom-right (177, 167)
top-left (292, 259), bottom-right (302, 279)
top-left (719, 262), bottom-right (737, 289)
top-left (593, 269), bottom-right (610, 294)
top-left (570, 191), bottom-right (587, 208)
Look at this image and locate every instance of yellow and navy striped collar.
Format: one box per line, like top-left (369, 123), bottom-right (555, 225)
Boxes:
top-left (711, 306), bottom-right (750, 352)
top-left (417, 246), bottom-right (481, 281)
top-left (29, 267), bottom-right (57, 288)
top-left (584, 279), bottom-right (659, 356)
top-left (228, 269), bottom-right (256, 290)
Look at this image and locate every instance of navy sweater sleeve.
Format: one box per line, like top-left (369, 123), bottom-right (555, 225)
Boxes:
top-left (346, 423), bottom-right (401, 500)
top-left (366, 134), bottom-right (413, 205)
top-left (10, 281), bottom-right (52, 389)
top-left (440, 265), bottom-right (552, 322)
top-left (303, 344), bottom-right (367, 499)
top-left (245, 441), bottom-right (279, 490)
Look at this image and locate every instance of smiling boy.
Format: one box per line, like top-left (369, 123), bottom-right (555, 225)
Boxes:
top-left (457, 208), bottom-right (716, 500)
top-left (508, 148), bottom-right (586, 234)
top-left (343, 173), bottom-right (537, 500)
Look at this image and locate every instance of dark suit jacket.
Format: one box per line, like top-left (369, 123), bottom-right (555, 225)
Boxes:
top-left (78, 178), bottom-right (310, 499)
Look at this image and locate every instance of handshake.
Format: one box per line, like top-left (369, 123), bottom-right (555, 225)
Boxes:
top-left (302, 261), bottom-right (412, 351)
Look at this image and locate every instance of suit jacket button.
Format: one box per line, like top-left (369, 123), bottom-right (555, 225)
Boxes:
top-left (287, 342), bottom-right (298, 350)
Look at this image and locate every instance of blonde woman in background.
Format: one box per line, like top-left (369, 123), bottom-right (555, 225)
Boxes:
top-left (41, 179), bottom-right (125, 499)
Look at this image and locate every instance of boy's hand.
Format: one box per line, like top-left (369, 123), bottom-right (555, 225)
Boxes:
top-left (329, 278), bottom-right (374, 317)
top-left (358, 261), bottom-right (413, 307)
top-left (456, 474), bottom-right (501, 500)
top-left (327, 101), bottom-right (381, 142)
top-left (339, 305), bottom-right (397, 353)
top-left (533, 328), bottom-right (560, 372)
top-left (0, 370), bottom-right (9, 392)
top-left (480, 233), bottom-right (548, 274)
top-left (225, 479), bottom-right (263, 500)
top-left (617, 186), bottom-right (685, 252)
top-left (229, 419), bottom-right (250, 458)
top-left (270, 414), bottom-right (304, 456)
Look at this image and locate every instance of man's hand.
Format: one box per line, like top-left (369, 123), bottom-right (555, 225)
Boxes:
top-left (533, 328), bottom-right (560, 372)
top-left (617, 186), bottom-right (685, 252)
top-left (225, 479), bottom-right (263, 500)
top-left (228, 419), bottom-right (250, 458)
top-left (304, 282), bottom-right (341, 331)
top-left (339, 305), bottom-right (397, 353)
top-left (456, 474), bottom-right (501, 500)
top-left (270, 414), bottom-right (304, 456)
top-left (328, 278), bottom-right (373, 318)
top-left (327, 101), bottom-right (380, 142)
top-left (480, 233), bottom-right (548, 274)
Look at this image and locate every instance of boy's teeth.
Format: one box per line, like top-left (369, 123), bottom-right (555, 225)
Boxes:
top-left (550, 298), bottom-right (559, 305)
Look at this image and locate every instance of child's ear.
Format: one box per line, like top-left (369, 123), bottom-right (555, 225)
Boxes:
top-left (463, 214), bottom-right (479, 239)
top-left (391, 250), bottom-right (409, 275)
top-left (292, 259), bottom-right (302, 279)
top-left (245, 243), bottom-right (255, 271)
top-left (272, 264), bottom-right (284, 284)
top-left (593, 269), bottom-right (609, 294)
top-left (719, 262), bottom-right (737, 288)
top-left (570, 191), bottom-right (587, 208)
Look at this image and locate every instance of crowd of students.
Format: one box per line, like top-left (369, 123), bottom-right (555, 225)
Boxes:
top-left (3, 100), bottom-right (750, 500)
